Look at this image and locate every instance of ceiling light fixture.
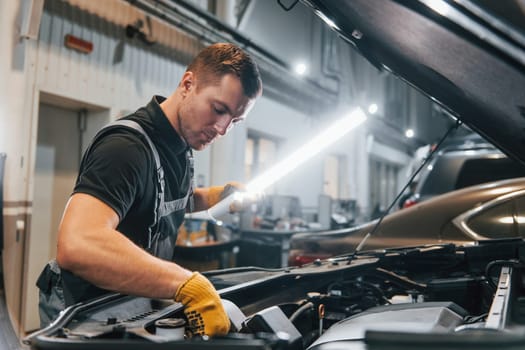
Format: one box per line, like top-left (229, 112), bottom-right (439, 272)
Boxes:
top-left (295, 63), bottom-right (307, 75)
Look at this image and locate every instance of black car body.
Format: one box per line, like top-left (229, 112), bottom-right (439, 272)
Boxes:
top-left (25, 1), bottom-right (525, 349)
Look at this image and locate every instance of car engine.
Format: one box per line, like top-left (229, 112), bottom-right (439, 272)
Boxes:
top-left (25, 239), bottom-right (525, 350)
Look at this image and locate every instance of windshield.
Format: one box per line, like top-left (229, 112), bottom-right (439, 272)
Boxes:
top-left (419, 153), bottom-right (525, 196)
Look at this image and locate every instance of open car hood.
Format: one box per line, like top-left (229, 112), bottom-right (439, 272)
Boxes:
top-left (304, 0), bottom-right (525, 163)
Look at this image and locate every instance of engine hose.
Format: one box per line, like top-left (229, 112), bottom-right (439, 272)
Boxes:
top-left (485, 259), bottom-right (524, 291)
top-left (289, 302), bottom-right (315, 323)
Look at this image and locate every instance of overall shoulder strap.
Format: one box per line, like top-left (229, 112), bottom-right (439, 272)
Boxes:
top-left (86, 120), bottom-right (164, 251)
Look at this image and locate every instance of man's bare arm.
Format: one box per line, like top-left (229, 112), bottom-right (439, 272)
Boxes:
top-left (191, 187), bottom-right (211, 212)
top-left (56, 193), bottom-right (192, 299)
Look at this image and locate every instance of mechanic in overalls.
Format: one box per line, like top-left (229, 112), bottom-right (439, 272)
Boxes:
top-left (36, 43), bottom-right (262, 337)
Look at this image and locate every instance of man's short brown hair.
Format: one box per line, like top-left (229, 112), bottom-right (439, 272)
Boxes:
top-left (187, 43), bottom-right (262, 98)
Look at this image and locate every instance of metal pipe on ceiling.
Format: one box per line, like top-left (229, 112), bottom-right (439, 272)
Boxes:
top-left (123, 0), bottom-right (339, 115)
top-left (124, 0), bottom-right (290, 71)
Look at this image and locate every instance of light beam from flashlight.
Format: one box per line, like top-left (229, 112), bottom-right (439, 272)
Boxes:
top-left (246, 108), bottom-right (367, 192)
top-left (187, 108), bottom-right (366, 222)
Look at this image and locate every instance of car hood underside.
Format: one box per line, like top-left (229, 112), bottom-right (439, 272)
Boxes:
top-left (305, 0), bottom-right (525, 163)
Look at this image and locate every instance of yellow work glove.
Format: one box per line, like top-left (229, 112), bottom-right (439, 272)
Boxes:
top-left (207, 181), bottom-right (245, 209)
top-left (174, 272), bottom-right (230, 337)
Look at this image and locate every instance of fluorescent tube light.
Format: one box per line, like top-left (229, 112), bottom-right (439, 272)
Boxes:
top-left (188, 108), bottom-right (367, 222)
top-left (247, 108), bottom-right (366, 192)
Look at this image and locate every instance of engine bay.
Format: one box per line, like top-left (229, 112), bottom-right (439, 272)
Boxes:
top-left (25, 239), bottom-right (525, 349)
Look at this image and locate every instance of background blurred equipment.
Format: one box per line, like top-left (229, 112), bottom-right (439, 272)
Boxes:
top-left (174, 218), bottom-right (239, 271)
top-left (172, 240), bottom-right (239, 272)
top-left (331, 199), bottom-right (356, 228)
top-left (176, 219), bottom-right (212, 246)
top-left (237, 229), bottom-right (300, 268)
top-left (318, 194), bottom-right (357, 229)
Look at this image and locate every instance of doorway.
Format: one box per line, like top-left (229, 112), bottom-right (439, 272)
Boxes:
top-left (22, 94), bottom-right (108, 332)
top-left (323, 154), bottom-right (348, 199)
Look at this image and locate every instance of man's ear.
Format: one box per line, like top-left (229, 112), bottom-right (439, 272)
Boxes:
top-left (181, 71), bottom-right (194, 92)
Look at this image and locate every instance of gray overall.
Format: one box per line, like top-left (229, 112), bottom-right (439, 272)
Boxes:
top-left (36, 120), bottom-right (193, 328)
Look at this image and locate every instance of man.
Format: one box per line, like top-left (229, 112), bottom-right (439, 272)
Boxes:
top-left (36, 43), bottom-right (262, 337)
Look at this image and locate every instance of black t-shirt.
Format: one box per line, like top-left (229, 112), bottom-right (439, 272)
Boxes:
top-left (62, 96), bottom-right (192, 304)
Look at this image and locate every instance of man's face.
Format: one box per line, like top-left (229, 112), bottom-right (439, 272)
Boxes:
top-left (177, 73), bottom-right (255, 151)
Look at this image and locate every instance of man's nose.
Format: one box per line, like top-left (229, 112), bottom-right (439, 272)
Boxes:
top-left (214, 117), bottom-right (233, 136)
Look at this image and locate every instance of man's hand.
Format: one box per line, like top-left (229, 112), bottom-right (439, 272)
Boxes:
top-left (174, 272), bottom-right (230, 337)
top-left (207, 181), bottom-right (244, 208)
top-left (207, 182), bottom-right (263, 213)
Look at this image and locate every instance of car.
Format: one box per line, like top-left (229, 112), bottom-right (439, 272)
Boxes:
top-left (23, 238), bottom-right (525, 350)
top-left (24, 0), bottom-right (525, 349)
top-left (289, 177), bottom-right (525, 266)
top-left (401, 134), bottom-right (525, 208)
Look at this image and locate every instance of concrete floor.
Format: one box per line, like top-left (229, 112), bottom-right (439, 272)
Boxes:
top-left (0, 291), bottom-right (27, 350)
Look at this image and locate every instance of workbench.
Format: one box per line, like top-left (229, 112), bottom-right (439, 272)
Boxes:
top-left (237, 229), bottom-right (305, 268)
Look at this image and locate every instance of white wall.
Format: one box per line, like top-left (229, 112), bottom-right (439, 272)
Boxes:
top-left (0, 0), bottom-right (39, 336)
top-left (0, 0), bottom-right (199, 334)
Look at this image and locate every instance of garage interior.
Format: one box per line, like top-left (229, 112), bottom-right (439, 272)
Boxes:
top-left (0, 0), bottom-right (473, 341)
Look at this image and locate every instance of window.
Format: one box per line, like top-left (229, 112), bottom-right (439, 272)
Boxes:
top-left (419, 153), bottom-right (525, 197)
top-left (244, 131), bottom-right (279, 188)
top-left (369, 158), bottom-right (400, 219)
top-left (323, 154), bottom-right (349, 199)
top-left (323, 154), bottom-right (339, 199)
top-left (455, 157), bottom-right (525, 189)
